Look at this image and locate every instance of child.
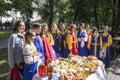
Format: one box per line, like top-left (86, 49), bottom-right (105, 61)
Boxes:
top-left (8, 21), bottom-right (25, 80)
top-left (22, 29), bottom-right (42, 80)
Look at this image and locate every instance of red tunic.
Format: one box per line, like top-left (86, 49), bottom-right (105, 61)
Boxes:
top-left (42, 35), bottom-right (56, 63)
top-left (72, 33), bottom-right (78, 55)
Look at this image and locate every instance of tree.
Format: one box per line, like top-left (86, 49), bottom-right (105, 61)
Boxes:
top-left (0, 0), bottom-right (11, 29)
top-left (10, 0), bottom-right (34, 19)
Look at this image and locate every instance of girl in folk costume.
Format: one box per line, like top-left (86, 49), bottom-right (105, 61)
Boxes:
top-left (77, 23), bottom-right (88, 56)
top-left (59, 23), bottom-right (67, 58)
top-left (8, 21), bottom-right (25, 80)
top-left (50, 23), bottom-right (61, 57)
top-left (70, 24), bottom-right (78, 55)
top-left (23, 29), bottom-right (42, 80)
top-left (88, 28), bottom-right (102, 59)
top-left (85, 24), bottom-right (92, 54)
top-left (102, 26), bottom-right (112, 68)
top-left (66, 24), bottom-right (78, 56)
top-left (41, 23), bottom-right (56, 64)
top-left (64, 27), bottom-right (71, 57)
top-left (33, 23), bottom-right (45, 63)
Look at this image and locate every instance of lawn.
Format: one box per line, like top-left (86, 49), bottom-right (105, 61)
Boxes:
top-left (0, 48), bottom-right (9, 80)
top-left (0, 30), bottom-right (12, 39)
top-left (0, 30), bottom-right (12, 80)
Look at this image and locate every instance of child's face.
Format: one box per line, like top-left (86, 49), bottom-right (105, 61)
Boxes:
top-left (18, 22), bottom-right (25, 34)
top-left (36, 27), bottom-right (41, 34)
top-left (43, 26), bottom-right (48, 33)
top-left (28, 32), bottom-right (36, 42)
top-left (94, 30), bottom-right (98, 36)
top-left (103, 28), bottom-right (108, 33)
top-left (51, 24), bottom-right (57, 31)
top-left (61, 25), bottom-right (65, 31)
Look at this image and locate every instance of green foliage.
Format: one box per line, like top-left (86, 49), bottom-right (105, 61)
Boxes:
top-left (0, 48), bottom-right (9, 80)
top-left (0, 0), bottom-right (12, 16)
top-left (0, 30), bottom-right (12, 39)
top-left (1, 0), bottom-right (120, 30)
top-left (10, 0), bottom-right (33, 18)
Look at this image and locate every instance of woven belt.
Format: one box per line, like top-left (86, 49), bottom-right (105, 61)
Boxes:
top-left (91, 43), bottom-right (100, 46)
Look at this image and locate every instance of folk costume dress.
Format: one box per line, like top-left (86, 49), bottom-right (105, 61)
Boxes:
top-left (86, 30), bottom-right (92, 54)
top-left (102, 33), bottom-right (112, 68)
top-left (8, 33), bottom-right (25, 80)
top-left (51, 31), bottom-right (61, 57)
top-left (60, 31), bottom-right (67, 58)
top-left (77, 30), bottom-right (88, 56)
top-left (66, 32), bottom-right (78, 57)
top-left (34, 34), bottom-right (45, 62)
top-left (42, 34), bottom-right (56, 63)
top-left (23, 42), bottom-right (42, 80)
top-left (88, 34), bottom-right (102, 59)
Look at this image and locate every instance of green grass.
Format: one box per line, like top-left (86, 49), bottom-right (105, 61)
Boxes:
top-left (0, 48), bottom-right (9, 80)
top-left (0, 30), bottom-right (12, 39)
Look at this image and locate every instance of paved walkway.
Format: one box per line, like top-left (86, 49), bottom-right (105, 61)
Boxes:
top-left (0, 39), bottom-right (8, 49)
top-left (108, 55), bottom-right (120, 80)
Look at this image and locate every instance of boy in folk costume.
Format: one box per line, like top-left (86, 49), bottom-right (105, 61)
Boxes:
top-left (33, 23), bottom-right (45, 63)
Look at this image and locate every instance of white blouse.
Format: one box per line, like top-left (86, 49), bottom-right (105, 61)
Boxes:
top-left (23, 43), bottom-right (40, 64)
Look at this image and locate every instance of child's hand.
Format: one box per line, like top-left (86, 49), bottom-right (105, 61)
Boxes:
top-left (38, 53), bottom-right (42, 57)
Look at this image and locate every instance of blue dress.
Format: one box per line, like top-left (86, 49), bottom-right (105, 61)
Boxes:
top-left (102, 34), bottom-right (112, 68)
top-left (51, 32), bottom-right (61, 57)
top-left (60, 32), bottom-right (67, 58)
top-left (34, 34), bottom-right (45, 62)
top-left (90, 35), bottom-right (101, 59)
top-left (77, 30), bottom-right (88, 56)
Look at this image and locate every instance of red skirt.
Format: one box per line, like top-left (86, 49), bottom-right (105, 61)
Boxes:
top-left (10, 65), bottom-right (22, 80)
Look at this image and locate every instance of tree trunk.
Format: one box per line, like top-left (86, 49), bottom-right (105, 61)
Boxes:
top-left (112, 0), bottom-right (117, 28)
top-left (48, 0), bottom-right (54, 29)
top-left (73, 7), bottom-right (79, 24)
top-left (93, 7), bottom-right (99, 29)
top-left (117, 0), bottom-right (120, 28)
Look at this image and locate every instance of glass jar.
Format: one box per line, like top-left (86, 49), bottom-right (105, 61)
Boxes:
top-left (38, 63), bottom-right (47, 76)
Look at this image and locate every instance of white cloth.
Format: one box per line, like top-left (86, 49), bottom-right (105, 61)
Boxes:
top-left (113, 37), bottom-right (120, 40)
top-left (33, 61), bottom-right (108, 80)
top-left (23, 43), bottom-right (40, 64)
top-left (82, 30), bottom-right (88, 42)
top-left (32, 74), bottom-right (48, 80)
top-left (99, 48), bottom-right (104, 58)
top-left (86, 61), bottom-right (108, 80)
top-left (81, 40), bottom-right (85, 48)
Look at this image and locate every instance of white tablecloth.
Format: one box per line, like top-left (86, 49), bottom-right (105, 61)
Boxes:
top-left (86, 61), bottom-right (108, 80)
top-left (113, 37), bottom-right (120, 40)
top-left (33, 61), bottom-right (108, 80)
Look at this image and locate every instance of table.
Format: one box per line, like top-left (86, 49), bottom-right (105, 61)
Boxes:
top-left (112, 37), bottom-right (120, 58)
top-left (32, 74), bottom-right (48, 80)
top-left (86, 61), bottom-right (108, 80)
top-left (33, 61), bottom-right (108, 80)
top-left (113, 37), bottom-right (120, 41)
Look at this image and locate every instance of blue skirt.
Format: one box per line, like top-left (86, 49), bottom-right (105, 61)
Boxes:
top-left (78, 42), bottom-right (88, 56)
top-left (23, 61), bottom-right (38, 80)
